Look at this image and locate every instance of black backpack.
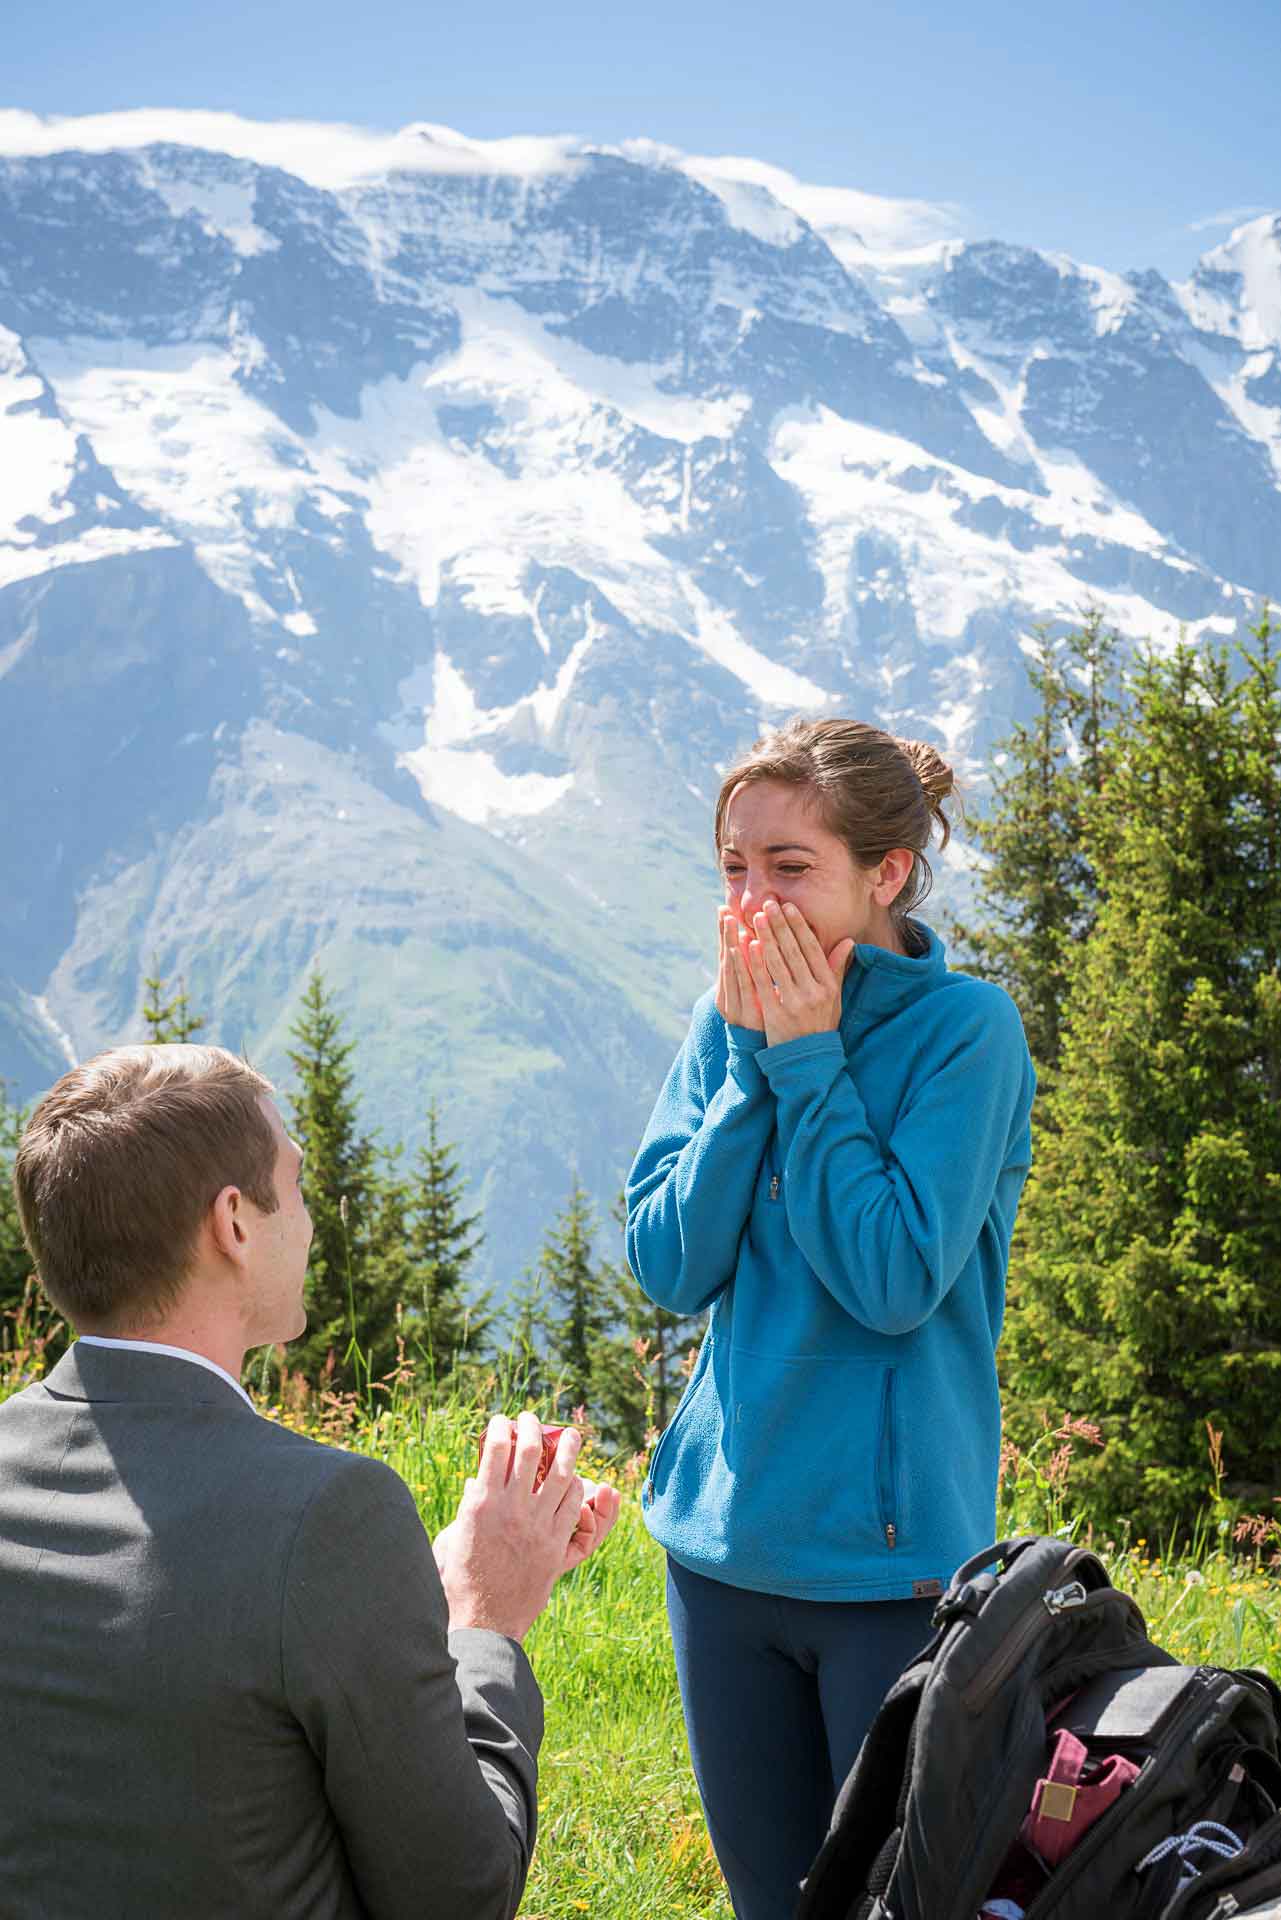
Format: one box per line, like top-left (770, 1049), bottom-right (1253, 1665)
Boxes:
top-left (795, 1536), bottom-right (1281, 1920)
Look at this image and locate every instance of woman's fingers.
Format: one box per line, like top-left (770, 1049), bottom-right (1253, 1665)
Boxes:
top-left (827, 936), bottom-right (856, 983)
top-left (778, 902), bottom-right (830, 975)
top-left (751, 904), bottom-right (801, 988)
top-left (760, 903), bottom-right (815, 982)
top-left (717, 910), bottom-right (741, 1022)
top-left (744, 934), bottom-right (775, 996)
top-left (731, 935), bottom-right (754, 984)
top-left (715, 910), bottom-right (731, 1013)
top-left (717, 907), bottom-right (770, 1031)
top-left (744, 901), bottom-right (849, 1043)
top-left (730, 929), bottom-right (766, 1028)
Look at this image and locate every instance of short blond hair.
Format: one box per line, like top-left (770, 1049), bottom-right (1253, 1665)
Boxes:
top-left (13, 1045), bottom-right (278, 1329)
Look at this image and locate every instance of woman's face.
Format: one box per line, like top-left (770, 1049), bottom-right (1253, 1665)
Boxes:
top-left (719, 779), bottom-right (908, 957)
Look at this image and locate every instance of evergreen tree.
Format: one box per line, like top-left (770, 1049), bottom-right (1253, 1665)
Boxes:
top-left (405, 1102), bottom-right (489, 1373)
top-left (362, 1143), bottom-right (416, 1374)
top-left (538, 1182), bottom-right (611, 1416)
top-left (530, 1186), bottom-right (693, 1450)
top-left (629, 1285), bottom-right (706, 1434)
top-left (500, 1267), bottom-right (555, 1407)
top-left (593, 1195), bottom-right (705, 1450)
top-left (948, 613), bottom-right (1119, 1077)
top-left (286, 973), bottom-right (399, 1390)
top-left (0, 1084), bottom-right (33, 1324)
top-left (0, 1086), bottom-right (68, 1374)
top-left (1001, 618), bottom-right (1281, 1531)
top-left (142, 967), bottom-right (205, 1044)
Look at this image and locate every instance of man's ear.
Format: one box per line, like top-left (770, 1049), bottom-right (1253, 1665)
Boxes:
top-left (208, 1186), bottom-right (250, 1263)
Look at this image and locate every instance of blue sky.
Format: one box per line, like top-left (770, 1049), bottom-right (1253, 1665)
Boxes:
top-left (8, 0), bottom-right (1278, 279)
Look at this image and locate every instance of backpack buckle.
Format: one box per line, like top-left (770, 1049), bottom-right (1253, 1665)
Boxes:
top-left (1043, 1580), bottom-right (1088, 1616)
top-left (931, 1580), bottom-right (983, 1629)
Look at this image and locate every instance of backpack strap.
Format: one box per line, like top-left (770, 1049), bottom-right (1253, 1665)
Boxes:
top-left (946, 1536), bottom-right (1044, 1589)
top-left (796, 1679), bottom-right (923, 1919)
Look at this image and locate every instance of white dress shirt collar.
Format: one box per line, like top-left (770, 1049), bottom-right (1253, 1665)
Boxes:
top-left (76, 1336), bottom-right (255, 1412)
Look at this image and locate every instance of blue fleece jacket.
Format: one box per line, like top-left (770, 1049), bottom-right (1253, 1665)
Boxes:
top-left (625, 922), bottom-right (1035, 1602)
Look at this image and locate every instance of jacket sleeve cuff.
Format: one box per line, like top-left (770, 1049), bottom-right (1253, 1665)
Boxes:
top-left (447, 1628), bottom-right (544, 1753)
top-left (724, 1022), bottom-right (769, 1090)
top-left (757, 1030), bottom-right (846, 1078)
top-left (725, 1022), bottom-right (768, 1056)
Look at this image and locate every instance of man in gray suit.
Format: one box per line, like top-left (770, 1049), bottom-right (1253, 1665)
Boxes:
top-left (0, 1043), bottom-right (620, 1918)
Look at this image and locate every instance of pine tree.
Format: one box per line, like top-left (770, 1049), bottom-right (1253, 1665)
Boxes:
top-left (538, 1182), bottom-right (610, 1416)
top-left (501, 1267), bottom-right (555, 1408)
top-left (285, 972), bottom-right (399, 1391)
top-left (948, 613), bottom-right (1119, 1077)
top-left (529, 1186), bottom-right (693, 1450)
top-left (593, 1194), bottom-right (705, 1451)
top-left (404, 1102), bottom-right (489, 1374)
top-left (1001, 618), bottom-right (1281, 1531)
top-left (0, 1086), bottom-right (69, 1375)
top-left (362, 1143), bottom-right (416, 1376)
top-left (142, 967), bottom-right (206, 1044)
top-left (585, 1259), bottom-right (650, 1453)
top-left (631, 1286), bottom-right (706, 1434)
top-left (0, 1084), bottom-right (33, 1324)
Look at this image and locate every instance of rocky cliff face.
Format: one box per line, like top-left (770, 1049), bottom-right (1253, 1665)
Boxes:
top-left (2, 115), bottom-right (1277, 1285)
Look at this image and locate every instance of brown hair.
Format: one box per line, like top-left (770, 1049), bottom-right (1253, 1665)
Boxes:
top-left (13, 1045), bottom-right (278, 1331)
top-left (713, 717), bottom-right (958, 943)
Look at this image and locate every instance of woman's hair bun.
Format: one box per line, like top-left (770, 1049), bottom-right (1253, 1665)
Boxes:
top-left (895, 738), bottom-right (957, 845)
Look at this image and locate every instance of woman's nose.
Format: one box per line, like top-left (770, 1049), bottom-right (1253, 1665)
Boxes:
top-left (738, 880), bottom-right (766, 923)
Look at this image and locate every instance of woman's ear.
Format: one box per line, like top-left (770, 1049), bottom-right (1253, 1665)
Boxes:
top-left (873, 848), bottom-right (914, 905)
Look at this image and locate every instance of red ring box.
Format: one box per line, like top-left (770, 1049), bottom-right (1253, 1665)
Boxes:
top-left (477, 1424), bottom-right (567, 1489)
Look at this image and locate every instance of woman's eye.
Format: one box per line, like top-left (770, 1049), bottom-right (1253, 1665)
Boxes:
top-left (777, 865), bottom-right (808, 876)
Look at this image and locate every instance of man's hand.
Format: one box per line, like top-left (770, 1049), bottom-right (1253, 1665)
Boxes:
top-left (745, 900), bottom-right (854, 1047)
top-left (714, 906), bottom-right (765, 1032)
top-left (432, 1414), bottom-right (621, 1641)
top-left (561, 1476), bottom-right (622, 1573)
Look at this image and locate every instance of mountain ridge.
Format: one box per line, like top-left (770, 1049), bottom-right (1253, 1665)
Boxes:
top-left (2, 111), bottom-right (1278, 1287)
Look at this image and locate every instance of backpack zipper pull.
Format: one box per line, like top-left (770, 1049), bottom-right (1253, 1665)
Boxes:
top-left (885, 1521), bottom-right (897, 1550)
top-left (1043, 1580), bottom-right (1088, 1615)
top-left (769, 1173), bottom-right (780, 1200)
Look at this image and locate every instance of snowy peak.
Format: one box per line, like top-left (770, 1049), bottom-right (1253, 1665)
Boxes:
top-left (1181, 213), bottom-right (1281, 352)
top-left (0, 109), bottom-right (968, 261)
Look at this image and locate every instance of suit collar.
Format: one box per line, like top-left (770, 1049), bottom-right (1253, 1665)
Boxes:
top-left (42, 1341), bottom-right (255, 1413)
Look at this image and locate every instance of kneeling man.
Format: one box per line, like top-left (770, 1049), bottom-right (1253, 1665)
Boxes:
top-left (0, 1044), bottom-right (619, 1919)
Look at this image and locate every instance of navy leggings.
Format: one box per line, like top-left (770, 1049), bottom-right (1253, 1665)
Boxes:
top-left (666, 1558), bottom-right (936, 1920)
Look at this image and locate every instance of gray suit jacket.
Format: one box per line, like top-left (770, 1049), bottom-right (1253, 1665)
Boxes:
top-left (0, 1343), bottom-right (544, 1919)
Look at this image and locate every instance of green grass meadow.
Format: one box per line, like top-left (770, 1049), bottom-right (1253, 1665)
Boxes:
top-left (310, 1377), bottom-right (733, 1919)
top-left (3, 1320), bottom-right (1279, 1919)
top-left (298, 1374), bottom-right (1281, 1918)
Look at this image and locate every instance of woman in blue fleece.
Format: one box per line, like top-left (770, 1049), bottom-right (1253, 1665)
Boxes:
top-left (625, 717), bottom-right (1036, 1920)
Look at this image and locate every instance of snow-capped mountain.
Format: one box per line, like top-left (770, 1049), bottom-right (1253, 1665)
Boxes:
top-left (2, 110), bottom-right (1278, 1289)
